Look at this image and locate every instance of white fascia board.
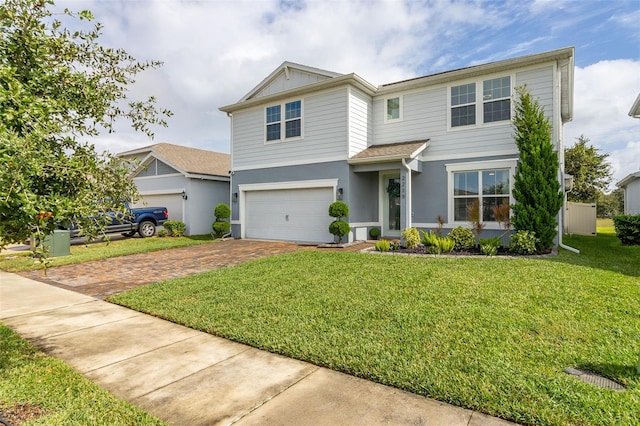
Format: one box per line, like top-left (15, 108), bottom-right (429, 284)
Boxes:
top-left (377, 47), bottom-right (575, 95)
top-left (239, 179), bottom-right (339, 192)
top-left (232, 155), bottom-right (346, 171)
top-left (347, 142), bottom-right (429, 165)
top-left (238, 61), bottom-right (343, 102)
top-left (184, 173), bottom-right (231, 182)
top-left (220, 73), bottom-right (377, 113)
top-left (630, 93), bottom-right (640, 118)
top-left (617, 171), bottom-right (640, 188)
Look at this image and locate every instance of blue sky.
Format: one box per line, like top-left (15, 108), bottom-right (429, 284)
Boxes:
top-left (58, 0), bottom-right (640, 185)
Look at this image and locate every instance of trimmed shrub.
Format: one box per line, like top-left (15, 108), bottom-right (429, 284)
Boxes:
top-left (212, 203), bottom-right (231, 238)
top-left (328, 201), bottom-right (349, 219)
top-left (479, 237), bottom-right (501, 256)
top-left (508, 230), bottom-right (537, 255)
top-left (447, 227), bottom-right (475, 251)
top-left (401, 227), bottom-right (420, 249)
top-left (374, 240), bottom-right (391, 252)
top-left (157, 229), bottom-right (169, 237)
top-left (212, 221), bottom-right (231, 237)
top-left (214, 203), bottom-right (231, 220)
top-left (163, 220), bottom-right (186, 237)
top-left (613, 214), bottom-right (640, 245)
top-left (369, 227), bottom-right (380, 240)
top-left (329, 220), bottom-right (351, 243)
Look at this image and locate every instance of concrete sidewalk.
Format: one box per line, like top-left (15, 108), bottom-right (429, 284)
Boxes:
top-left (1, 271), bottom-right (515, 426)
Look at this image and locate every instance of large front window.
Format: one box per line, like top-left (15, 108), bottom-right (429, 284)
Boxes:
top-left (453, 169), bottom-right (510, 221)
top-left (266, 100), bottom-right (302, 142)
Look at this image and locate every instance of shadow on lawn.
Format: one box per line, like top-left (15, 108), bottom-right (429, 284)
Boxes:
top-left (549, 233), bottom-right (640, 278)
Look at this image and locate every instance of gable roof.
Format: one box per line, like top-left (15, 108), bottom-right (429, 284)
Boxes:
top-left (617, 171), bottom-right (640, 188)
top-left (630, 93), bottom-right (640, 118)
top-left (349, 140), bottom-right (430, 164)
top-left (239, 61), bottom-right (343, 102)
top-left (119, 143), bottom-right (230, 179)
top-left (220, 47), bottom-right (575, 122)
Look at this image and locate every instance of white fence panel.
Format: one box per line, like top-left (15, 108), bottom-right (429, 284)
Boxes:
top-left (565, 202), bottom-right (596, 236)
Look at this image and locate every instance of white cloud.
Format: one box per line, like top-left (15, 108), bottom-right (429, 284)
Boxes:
top-left (565, 59), bottom-right (640, 184)
top-left (51, 0), bottom-right (640, 187)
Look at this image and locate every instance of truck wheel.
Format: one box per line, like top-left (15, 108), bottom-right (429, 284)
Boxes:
top-left (138, 221), bottom-right (156, 238)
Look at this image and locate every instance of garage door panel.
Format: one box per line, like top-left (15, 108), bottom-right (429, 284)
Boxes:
top-left (245, 188), bottom-right (334, 243)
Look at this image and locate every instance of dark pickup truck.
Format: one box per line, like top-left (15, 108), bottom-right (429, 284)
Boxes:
top-left (70, 205), bottom-right (169, 238)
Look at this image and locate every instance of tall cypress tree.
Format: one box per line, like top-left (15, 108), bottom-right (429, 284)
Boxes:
top-left (511, 86), bottom-right (563, 252)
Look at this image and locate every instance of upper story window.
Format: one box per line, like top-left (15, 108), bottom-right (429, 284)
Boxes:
top-left (483, 77), bottom-right (511, 123)
top-left (266, 100), bottom-right (302, 142)
top-left (385, 96), bottom-right (403, 122)
top-left (451, 83), bottom-right (476, 127)
top-left (450, 76), bottom-right (511, 128)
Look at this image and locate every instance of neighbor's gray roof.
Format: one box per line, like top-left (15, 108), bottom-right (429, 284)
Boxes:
top-left (349, 140), bottom-right (429, 164)
top-left (617, 171), bottom-right (640, 188)
top-left (120, 143), bottom-right (230, 178)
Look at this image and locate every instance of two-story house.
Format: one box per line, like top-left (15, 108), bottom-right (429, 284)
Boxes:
top-left (220, 47), bottom-right (574, 244)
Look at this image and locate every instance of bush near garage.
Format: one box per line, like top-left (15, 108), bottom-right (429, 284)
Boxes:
top-left (163, 221), bottom-right (186, 237)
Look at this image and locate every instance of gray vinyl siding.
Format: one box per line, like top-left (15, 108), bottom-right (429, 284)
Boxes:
top-left (136, 159), bottom-right (179, 177)
top-left (232, 88), bottom-right (350, 170)
top-left (371, 64), bottom-right (556, 160)
top-left (133, 174), bottom-right (186, 193)
top-left (253, 69), bottom-right (332, 99)
top-left (231, 161), bottom-right (377, 226)
top-left (348, 88), bottom-right (372, 157)
top-left (515, 66), bottom-right (554, 119)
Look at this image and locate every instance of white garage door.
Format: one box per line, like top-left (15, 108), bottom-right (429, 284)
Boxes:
top-left (131, 194), bottom-right (183, 222)
top-left (245, 187), bottom-right (334, 243)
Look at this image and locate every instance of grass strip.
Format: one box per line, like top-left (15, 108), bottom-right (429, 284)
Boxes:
top-left (0, 324), bottom-right (166, 425)
top-left (0, 235), bottom-right (215, 272)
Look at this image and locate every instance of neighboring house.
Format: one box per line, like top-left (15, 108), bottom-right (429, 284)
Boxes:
top-left (219, 48), bottom-right (574, 244)
top-left (618, 172), bottom-right (640, 215)
top-left (118, 143), bottom-right (230, 236)
top-left (617, 95), bottom-right (640, 215)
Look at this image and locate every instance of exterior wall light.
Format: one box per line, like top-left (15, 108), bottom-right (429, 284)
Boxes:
top-left (337, 187), bottom-right (343, 200)
top-left (232, 192), bottom-right (238, 203)
top-left (181, 190), bottom-right (188, 200)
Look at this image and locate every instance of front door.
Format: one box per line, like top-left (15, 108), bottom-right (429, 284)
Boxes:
top-left (383, 174), bottom-right (401, 237)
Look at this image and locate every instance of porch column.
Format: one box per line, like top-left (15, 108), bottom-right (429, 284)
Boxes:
top-left (400, 159), bottom-right (412, 231)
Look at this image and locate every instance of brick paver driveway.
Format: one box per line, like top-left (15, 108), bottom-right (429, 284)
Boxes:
top-left (19, 239), bottom-right (308, 300)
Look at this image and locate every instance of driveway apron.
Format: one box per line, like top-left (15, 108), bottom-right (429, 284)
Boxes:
top-left (19, 239), bottom-right (304, 299)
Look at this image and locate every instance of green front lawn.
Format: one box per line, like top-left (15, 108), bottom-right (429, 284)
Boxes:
top-left (110, 230), bottom-right (640, 425)
top-left (0, 325), bottom-right (166, 425)
top-left (0, 235), bottom-right (215, 272)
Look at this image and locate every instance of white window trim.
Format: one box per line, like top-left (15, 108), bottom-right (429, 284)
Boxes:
top-left (384, 95), bottom-right (403, 123)
top-left (447, 74), bottom-right (514, 131)
top-left (264, 99), bottom-right (304, 144)
top-left (445, 158), bottom-right (517, 229)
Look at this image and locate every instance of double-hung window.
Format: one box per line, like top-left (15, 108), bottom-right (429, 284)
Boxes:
top-left (453, 169), bottom-right (510, 222)
top-left (451, 83), bottom-right (476, 127)
top-left (266, 100), bottom-right (302, 142)
top-left (483, 77), bottom-right (511, 123)
top-left (450, 76), bottom-right (511, 128)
